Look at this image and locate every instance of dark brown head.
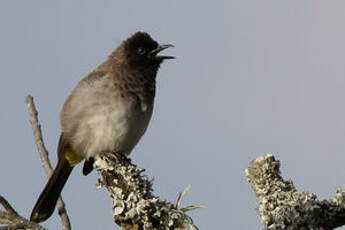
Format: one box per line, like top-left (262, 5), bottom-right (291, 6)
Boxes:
top-left (119, 32), bottom-right (174, 70)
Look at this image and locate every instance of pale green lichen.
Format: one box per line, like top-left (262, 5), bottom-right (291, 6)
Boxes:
top-left (94, 152), bottom-right (200, 230)
top-left (246, 154), bottom-right (345, 230)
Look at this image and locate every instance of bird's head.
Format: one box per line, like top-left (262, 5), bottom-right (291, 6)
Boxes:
top-left (120, 32), bottom-right (174, 69)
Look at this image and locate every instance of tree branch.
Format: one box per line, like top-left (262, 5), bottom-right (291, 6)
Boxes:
top-left (0, 196), bottom-right (45, 230)
top-left (246, 154), bottom-right (345, 230)
top-left (94, 152), bottom-right (200, 230)
top-left (25, 95), bottom-right (71, 230)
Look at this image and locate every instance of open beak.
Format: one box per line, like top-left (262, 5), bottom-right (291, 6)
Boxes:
top-left (150, 44), bottom-right (175, 60)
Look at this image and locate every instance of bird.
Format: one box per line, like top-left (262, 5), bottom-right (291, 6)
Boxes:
top-left (30, 32), bottom-right (174, 223)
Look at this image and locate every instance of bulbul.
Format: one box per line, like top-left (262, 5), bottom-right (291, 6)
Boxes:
top-left (30, 32), bottom-right (174, 223)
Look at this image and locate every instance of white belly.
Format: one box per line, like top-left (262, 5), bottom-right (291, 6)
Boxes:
top-left (87, 102), bottom-right (152, 157)
top-left (65, 97), bottom-right (153, 159)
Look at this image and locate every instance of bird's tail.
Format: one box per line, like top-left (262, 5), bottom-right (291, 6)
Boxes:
top-left (30, 156), bottom-right (73, 223)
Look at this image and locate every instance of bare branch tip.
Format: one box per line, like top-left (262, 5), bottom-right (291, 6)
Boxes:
top-left (0, 196), bottom-right (18, 215)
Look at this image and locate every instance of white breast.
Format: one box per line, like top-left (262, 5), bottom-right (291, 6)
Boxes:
top-left (83, 98), bottom-right (153, 158)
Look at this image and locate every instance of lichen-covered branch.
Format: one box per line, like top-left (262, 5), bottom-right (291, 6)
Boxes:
top-left (246, 154), bottom-right (345, 230)
top-left (25, 95), bottom-right (71, 230)
top-left (94, 152), bottom-right (200, 230)
top-left (0, 196), bottom-right (45, 230)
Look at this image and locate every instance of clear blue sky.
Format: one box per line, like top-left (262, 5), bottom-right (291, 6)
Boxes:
top-left (2, 1), bottom-right (345, 229)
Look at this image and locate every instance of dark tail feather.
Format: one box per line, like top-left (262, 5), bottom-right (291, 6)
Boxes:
top-left (30, 157), bottom-right (73, 223)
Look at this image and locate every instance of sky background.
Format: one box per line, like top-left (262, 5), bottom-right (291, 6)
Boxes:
top-left (2, 1), bottom-right (345, 229)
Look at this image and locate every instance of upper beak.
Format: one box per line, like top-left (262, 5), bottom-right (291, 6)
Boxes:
top-left (150, 44), bottom-right (175, 60)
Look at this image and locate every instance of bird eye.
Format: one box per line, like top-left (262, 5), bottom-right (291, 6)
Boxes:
top-left (137, 47), bottom-right (146, 55)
